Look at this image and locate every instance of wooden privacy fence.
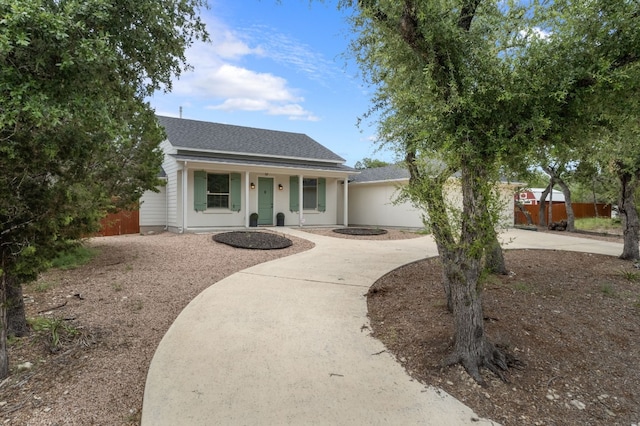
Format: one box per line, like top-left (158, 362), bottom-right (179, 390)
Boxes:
top-left (514, 203), bottom-right (611, 225)
top-left (97, 210), bottom-right (140, 236)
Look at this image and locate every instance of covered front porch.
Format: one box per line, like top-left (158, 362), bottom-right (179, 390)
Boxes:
top-left (173, 158), bottom-right (351, 233)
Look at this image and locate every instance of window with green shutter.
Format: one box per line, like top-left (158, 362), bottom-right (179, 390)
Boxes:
top-left (303, 178), bottom-right (317, 209)
top-left (292, 177), bottom-right (327, 212)
top-left (194, 172), bottom-right (242, 211)
top-left (207, 174), bottom-right (230, 208)
top-left (230, 173), bottom-right (241, 212)
top-left (194, 171), bottom-right (207, 212)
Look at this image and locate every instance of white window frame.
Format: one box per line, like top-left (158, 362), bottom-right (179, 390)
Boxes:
top-left (207, 173), bottom-right (230, 209)
top-left (303, 178), bottom-right (318, 210)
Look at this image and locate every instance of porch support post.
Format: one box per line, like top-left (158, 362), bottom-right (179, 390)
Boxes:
top-left (244, 171), bottom-right (250, 228)
top-left (182, 161), bottom-right (188, 233)
top-left (298, 174), bottom-right (304, 227)
top-left (343, 178), bottom-right (349, 227)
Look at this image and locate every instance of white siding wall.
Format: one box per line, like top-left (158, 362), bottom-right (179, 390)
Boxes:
top-left (139, 185), bottom-right (166, 227)
top-left (349, 182), bottom-right (425, 228)
top-left (159, 140), bottom-right (180, 229)
top-left (349, 180), bottom-right (515, 229)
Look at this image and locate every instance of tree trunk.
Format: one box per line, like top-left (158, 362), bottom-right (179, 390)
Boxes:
top-left (538, 182), bottom-right (552, 227)
top-left (7, 276), bottom-right (28, 338)
top-left (440, 164), bottom-right (508, 384)
top-left (515, 202), bottom-right (533, 225)
top-left (485, 228), bottom-right (507, 275)
top-left (592, 179), bottom-right (599, 219)
top-left (443, 250), bottom-right (506, 384)
top-left (555, 177), bottom-right (576, 232)
top-left (617, 168), bottom-right (640, 260)
top-left (547, 178), bottom-right (555, 226)
top-left (1, 267), bottom-right (9, 379)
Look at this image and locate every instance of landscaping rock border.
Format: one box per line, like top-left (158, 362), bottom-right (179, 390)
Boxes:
top-left (332, 227), bottom-right (388, 236)
top-left (212, 231), bottom-right (293, 250)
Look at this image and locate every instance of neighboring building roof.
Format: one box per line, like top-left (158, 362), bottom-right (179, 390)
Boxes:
top-left (157, 115), bottom-right (346, 164)
top-left (350, 164), bottom-right (410, 183)
top-left (527, 188), bottom-right (566, 202)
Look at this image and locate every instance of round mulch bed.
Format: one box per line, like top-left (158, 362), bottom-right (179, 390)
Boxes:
top-left (213, 231), bottom-right (293, 250)
top-left (332, 227), bottom-right (388, 236)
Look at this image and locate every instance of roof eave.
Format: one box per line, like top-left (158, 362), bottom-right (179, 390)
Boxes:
top-left (172, 146), bottom-right (345, 165)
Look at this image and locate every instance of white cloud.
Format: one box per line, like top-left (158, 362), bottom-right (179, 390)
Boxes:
top-left (168, 23), bottom-right (323, 121)
top-left (205, 64), bottom-right (300, 102)
top-left (248, 28), bottom-right (337, 84)
top-left (211, 28), bottom-right (265, 60)
top-left (207, 96), bottom-right (319, 121)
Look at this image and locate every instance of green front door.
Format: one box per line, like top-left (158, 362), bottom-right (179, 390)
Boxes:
top-left (257, 177), bottom-right (274, 225)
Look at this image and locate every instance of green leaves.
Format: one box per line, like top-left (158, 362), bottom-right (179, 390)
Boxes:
top-left (0, 0), bottom-right (207, 283)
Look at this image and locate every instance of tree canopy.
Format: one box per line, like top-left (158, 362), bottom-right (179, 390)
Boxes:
top-left (353, 157), bottom-right (391, 169)
top-left (0, 0), bottom-right (208, 378)
top-left (342, 0), bottom-right (640, 382)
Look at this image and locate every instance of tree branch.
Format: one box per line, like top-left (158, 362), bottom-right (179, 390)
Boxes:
top-left (458, 0), bottom-right (482, 31)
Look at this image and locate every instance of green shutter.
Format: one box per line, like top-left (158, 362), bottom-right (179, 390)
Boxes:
top-left (194, 171), bottom-right (207, 212)
top-left (289, 176), bottom-right (299, 212)
top-left (317, 178), bottom-right (326, 212)
top-left (230, 173), bottom-right (241, 212)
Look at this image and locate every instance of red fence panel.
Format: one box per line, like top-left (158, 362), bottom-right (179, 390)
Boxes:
top-left (514, 203), bottom-right (611, 225)
top-left (97, 210), bottom-right (140, 236)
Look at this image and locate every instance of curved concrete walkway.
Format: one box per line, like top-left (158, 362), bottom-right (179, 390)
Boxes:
top-left (141, 228), bottom-right (623, 425)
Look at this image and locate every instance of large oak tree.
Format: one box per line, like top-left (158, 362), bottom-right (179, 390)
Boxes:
top-left (0, 0), bottom-right (208, 378)
top-left (343, 0), bottom-right (640, 383)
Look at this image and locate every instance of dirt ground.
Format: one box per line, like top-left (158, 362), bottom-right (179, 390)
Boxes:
top-left (1, 227), bottom-right (638, 425)
top-left (1, 231), bottom-right (314, 425)
top-left (368, 240), bottom-right (640, 425)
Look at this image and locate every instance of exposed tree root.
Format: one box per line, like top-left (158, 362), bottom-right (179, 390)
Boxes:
top-left (444, 341), bottom-right (523, 386)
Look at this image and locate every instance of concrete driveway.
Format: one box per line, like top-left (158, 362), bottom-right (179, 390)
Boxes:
top-left (141, 228), bottom-right (622, 425)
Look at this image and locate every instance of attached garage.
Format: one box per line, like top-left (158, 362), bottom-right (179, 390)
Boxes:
top-left (348, 165), bottom-right (517, 229)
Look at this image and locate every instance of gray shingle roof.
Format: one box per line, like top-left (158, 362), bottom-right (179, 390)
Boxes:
top-left (171, 153), bottom-right (355, 173)
top-left (351, 163), bottom-right (519, 185)
top-left (350, 164), bottom-right (410, 183)
top-left (157, 115), bottom-right (345, 164)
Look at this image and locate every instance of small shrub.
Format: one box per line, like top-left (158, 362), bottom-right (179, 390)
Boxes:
top-left (619, 269), bottom-right (640, 282)
top-left (600, 283), bottom-right (617, 298)
top-left (130, 300), bottom-right (143, 312)
top-left (32, 281), bottom-right (53, 293)
top-left (29, 317), bottom-right (79, 352)
top-left (51, 245), bottom-right (98, 270)
top-left (514, 282), bottom-right (532, 292)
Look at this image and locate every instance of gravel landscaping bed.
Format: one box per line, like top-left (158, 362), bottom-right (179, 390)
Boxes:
top-left (3, 232), bottom-right (313, 425)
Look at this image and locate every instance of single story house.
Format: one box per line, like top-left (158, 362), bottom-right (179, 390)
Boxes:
top-left (348, 164), bottom-right (518, 228)
top-left (140, 116), bottom-right (354, 233)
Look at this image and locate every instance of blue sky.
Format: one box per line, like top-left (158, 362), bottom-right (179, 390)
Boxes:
top-left (149, 0), bottom-right (395, 167)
